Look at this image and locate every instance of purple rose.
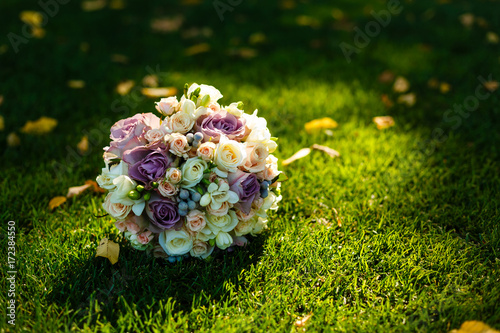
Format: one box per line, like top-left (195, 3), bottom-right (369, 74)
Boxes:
top-left (195, 111), bottom-right (246, 143)
top-left (228, 170), bottom-right (260, 214)
top-left (123, 144), bottom-right (172, 188)
top-left (146, 195), bottom-right (180, 230)
top-left (107, 113), bottom-right (161, 157)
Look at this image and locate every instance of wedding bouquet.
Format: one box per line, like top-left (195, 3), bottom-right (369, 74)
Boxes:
top-left (97, 83), bottom-right (282, 261)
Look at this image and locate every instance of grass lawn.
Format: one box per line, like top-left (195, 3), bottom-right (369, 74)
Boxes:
top-left (1, 0), bottom-right (500, 331)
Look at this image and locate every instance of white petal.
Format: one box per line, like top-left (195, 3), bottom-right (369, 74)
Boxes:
top-left (227, 191), bottom-right (239, 204)
top-left (218, 182), bottom-right (229, 192)
top-left (214, 168), bottom-right (228, 178)
top-left (210, 200), bottom-right (222, 210)
top-left (207, 183), bottom-right (218, 193)
top-left (200, 194), bottom-right (211, 207)
top-left (132, 200), bottom-right (145, 216)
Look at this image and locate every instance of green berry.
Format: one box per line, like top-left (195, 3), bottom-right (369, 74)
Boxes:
top-left (128, 190), bottom-right (141, 200)
top-left (136, 185), bottom-right (145, 192)
top-left (143, 192), bottom-right (151, 201)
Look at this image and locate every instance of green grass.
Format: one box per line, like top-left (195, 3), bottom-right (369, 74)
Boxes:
top-left (1, 0), bottom-right (500, 331)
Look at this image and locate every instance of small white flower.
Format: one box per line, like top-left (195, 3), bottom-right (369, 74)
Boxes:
top-left (96, 160), bottom-right (128, 191)
top-left (200, 179), bottom-right (239, 209)
top-left (224, 102), bottom-right (244, 117)
top-left (206, 210), bottom-right (239, 233)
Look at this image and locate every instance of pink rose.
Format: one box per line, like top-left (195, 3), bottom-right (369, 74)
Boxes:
top-left (155, 97), bottom-right (179, 116)
top-left (197, 142), bottom-right (216, 161)
top-left (166, 133), bottom-right (190, 157)
top-left (137, 231), bottom-right (154, 245)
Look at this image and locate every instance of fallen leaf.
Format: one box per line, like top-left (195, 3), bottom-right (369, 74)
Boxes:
top-left (378, 70), bottom-right (395, 84)
top-left (0, 95), bottom-right (3, 106)
top-left (486, 31), bottom-right (499, 44)
top-left (449, 320), bottom-right (500, 333)
top-left (7, 132), bottom-right (20, 147)
top-left (393, 76), bottom-right (410, 93)
top-left (20, 11), bottom-right (43, 27)
top-left (31, 27), bottom-right (46, 38)
top-left (397, 93), bottom-right (417, 107)
top-left (233, 47), bottom-right (258, 59)
top-left (440, 82), bottom-right (451, 94)
top-left (67, 184), bottom-right (92, 198)
top-left (96, 238), bottom-right (120, 265)
top-left (182, 27), bottom-right (213, 39)
top-left (324, 129), bottom-right (334, 136)
top-left (141, 87), bottom-right (178, 98)
top-left (483, 80), bottom-right (499, 92)
top-left (82, 0), bottom-right (106, 11)
top-left (68, 80), bottom-right (85, 89)
top-left (381, 94), bottom-right (394, 108)
top-left (185, 43), bottom-right (210, 56)
top-left (21, 116), bottom-right (58, 135)
top-left (49, 196), bottom-right (67, 210)
top-left (280, 0), bottom-right (296, 10)
top-left (0, 116), bottom-right (4, 131)
top-left (427, 78), bottom-right (440, 89)
top-left (109, 0), bottom-right (125, 10)
top-left (282, 148), bottom-right (311, 166)
top-left (373, 116), bottom-right (395, 130)
top-left (295, 313), bottom-right (313, 327)
top-left (305, 117), bottom-right (338, 134)
top-left (249, 32), bottom-right (266, 45)
top-left (476, 17), bottom-right (489, 28)
top-left (142, 75), bottom-right (158, 87)
top-left (77, 135), bottom-right (89, 154)
top-left (85, 179), bottom-right (106, 193)
top-left (151, 16), bottom-right (183, 33)
top-left (459, 13), bottom-right (475, 28)
top-left (311, 144), bottom-right (340, 158)
top-left (181, 0), bottom-right (202, 5)
top-left (110, 54), bottom-right (129, 64)
top-left (116, 80), bottom-right (135, 95)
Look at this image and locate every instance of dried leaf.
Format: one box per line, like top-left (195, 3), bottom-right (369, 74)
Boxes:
top-left (427, 78), bottom-right (440, 89)
top-left (21, 116), bottom-right (58, 135)
top-left (96, 238), bottom-right (120, 265)
top-left (294, 313), bottom-right (313, 327)
top-left (459, 13), bottom-right (475, 28)
top-left (381, 94), bottom-right (394, 108)
top-left (0, 45), bottom-right (7, 55)
top-left (185, 43), bottom-right (210, 56)
top-left (393, 76), bottom-right (410, 93)
top-left (449, 320), bottom-right (500, 333)
top-left (151, 16), bottom-right (183, 33)
top-left (0, 95), bottom-right (3, 106)
top-left (142, 75), bottom-right (159, 87)
top-left (483, 80), bottom-right (499, 92)
top-left (440, 82), bottom-right (451, 94)
top-left (397, 93), bottom-right (417, 107)
top-left (0, 116), bottom-right (4, 131)
top-left (378, 70), bottom-right (395, 84)
top-left (7, 133), bottom-right (20, 147)
top-left (311, 144), bottom-right (340, 158)
top-left (233, 47), bottom-right (258, 59)
top-left (85, 179), bottom-right (106, 193)
top-left (109, 0), bottom-right (125, 10)
top-left (305, 117), bottom-right (338, 134)
top-left (373, 116), bottom-right (395, 130)
top-left (280, 0), bottom-right (296, 10)
top-left (77, 135), bottom-right (89, 154)
top-left (67, 80), bottom-right (85, 89)
top-left (31, 27), bottom-right (46, 38)
top-left (486, 31), bottom-right (499, 44)
top-left (282, 148), bottom-right (311, 166)
top-left (82, 0), bottom-right (106, 11)
top-left (111, 54), bottom-right (129, 64)
top-left (67, 184), bottom-right (92, 198)
top-left (141, 87), bottom-right (178, 98)
top-left (49, 196), bottom-right (67, 210)
top-left (116, 80), bottom-right (135, 95)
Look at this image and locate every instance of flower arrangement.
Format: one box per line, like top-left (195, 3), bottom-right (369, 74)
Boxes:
top-left (97, 83), bottom-right (283, 261)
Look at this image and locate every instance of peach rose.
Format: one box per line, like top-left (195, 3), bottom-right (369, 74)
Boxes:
top-left (185, 209), bottom-right (206, 233)
top-left (158, 180), bottom-right (178, 197)
top-left (197, 142), bottom-right (217, 161)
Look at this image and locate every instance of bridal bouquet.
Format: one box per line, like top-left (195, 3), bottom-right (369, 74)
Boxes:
top-left (97, 83), bottom-right (282, 261)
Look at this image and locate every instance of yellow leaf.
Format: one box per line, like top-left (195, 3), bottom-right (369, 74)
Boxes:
top-left (116, 80), bottom-right (135, 96)
top-left (141, 87), bottom-right (178, 98)
top-left (249, 32), bottom-right (266, 45)
top-left (397, 93), bottom-right (417, 107)
top-left (21, 116), bottom-right (58, 135)
top-left (142, 75), bottom-right (159, 87)
top-left (151, 16), bottom-right (183, 33)
top-left (483, 80), bottom-right (499, 92)
top-left (7, 132), bottom-right (20, 147)
top-left (96, 238), bottom-right (120, 265)
top-left (0, 45), bottom-right (7, 55)
top-left (304, 117), bottom-right (338, 134)
top-left (0, 115), bottom-right (4, 131)
top-left (449, 320), bottom-right (500, 333)
top-left (373, 116), bottom-right (395, 130)
top-left (185, 43), bottom-right (210, 56)
top-left (49, 196), bottom-right (67, 210)
top-left (486, 31), bottom-right (499, 44)
top-left (427, 78), bottom-right (440, 89)
top-left (80, 42), bottom-right (90, 52)
top-left (81, 0), bottom-right (106, 12)
top-left (31, 27), bottom-right (46, 39)
top-left (77, 135), bottom-right (89, 154)
top-left (311, 144), bottom-right (340, 158)
top-left (294, 313), bottom-right (313, 327)
top-left (440, 82), bottom-right (451, 94)
top-left (67, 184), bottom-right (92, 198)
top-left (67, 80), bottom-right (85, 89)
top-left (282, 148), bottom-right (311, 166)
top-left (393, 76), bottom-right (410, 93)
top-left (459, 13), bottom-right (475, 28)
top-left (20, 11), bottom-right (43, 27)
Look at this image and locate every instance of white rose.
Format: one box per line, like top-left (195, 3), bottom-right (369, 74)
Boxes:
top-left (242, 109), bottom-right (267, 131)
top-left (206, 210), bottom-right (238, 233)
top-left (241, 143), bottom-right (268, 173)
top-left (179, 99), bottom-right (196, 119)
top-left (155, 97), bottom-right (179, 116)
top-left (165, 111), bottom-right (194, 134)
top-left (180, 157), bottom-right (207, 188)
top-left (145, 128), bottom-right (166, 143)
top-left (215, 231), bottom-right (233, 250)
top-left (166, 133), bottom-right (190, 157)
top-left (190, 240), bottom-right (214, 259)
top-left (214, 136), bottom-right (246, 173)
top-left (103, 193), bottom-right (132, 220)
top-left (197, 142), bottom-right (216, 161)
top-left (96, 161), bottom-right (128, 191)
top-left (158, 228), bottom-right (193, 256)
top-left (187, 83), bottom-right (223, 104)
top-left (224, 102), bottom-right (244, 117)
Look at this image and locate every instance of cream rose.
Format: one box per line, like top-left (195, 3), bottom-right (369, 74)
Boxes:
top-left (158, 180), bottom-right (178, 197)
top-left (166, 133), bottom-right (190, 157)
top-left (197, 142), bottom-right (216, 161)
top-left (180, 157), bottom-right (207, 188)
top-left (206, 210), bottom-right (238, 233)
top-left (234, 218), bottom-right (254, 237)
top-left (214, 136), bottom-right (246, 173)
top-left (166, 111), bottom-right (195, 134)
top-left (158, 228), bottom-right (193, 256)
top-left (145, 128), bottom-right (166, 143)
top-left (241, 143), bottom-right (268, 173)
top-left (190, 240), bottom-right (214, 259)
top-left (103, 193), bottom-right (132, 220)
top-left (165, 168), bottom-right (182, 184)
top-left (185, 209), bottom-right (206, 233)
top-left (155, 97), bottom-right (179, 116)
top-left (258, 155), bottom-right (280, 181)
